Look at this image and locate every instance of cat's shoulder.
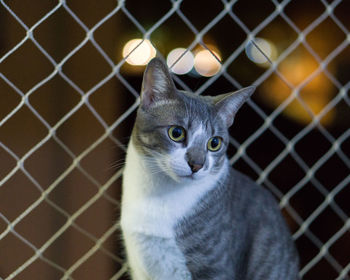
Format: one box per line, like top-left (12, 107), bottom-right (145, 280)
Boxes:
top-left (228, 168), bottom-right (280, 211)
top-left (227, 167), bottom-right (291, 234)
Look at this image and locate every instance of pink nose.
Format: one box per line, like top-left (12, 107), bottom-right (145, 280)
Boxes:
top-left (188, 163), bottom-right (203, 173)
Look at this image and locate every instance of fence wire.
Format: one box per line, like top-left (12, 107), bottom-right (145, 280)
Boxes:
top-left (0, 0), bottom-right (349, 279)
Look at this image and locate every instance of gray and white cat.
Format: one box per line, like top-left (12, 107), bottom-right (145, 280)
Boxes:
top-left (120, 57), bottom-right (299, 280)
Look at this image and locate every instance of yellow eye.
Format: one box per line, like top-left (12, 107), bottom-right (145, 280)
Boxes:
top-left (208, 137), bottom-right (222, 151)
top-left (168, 126), bottom-right (186, 142)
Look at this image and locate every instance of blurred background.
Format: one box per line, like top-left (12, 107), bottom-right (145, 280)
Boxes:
top-left (0, 0), bottom-right (349, 279)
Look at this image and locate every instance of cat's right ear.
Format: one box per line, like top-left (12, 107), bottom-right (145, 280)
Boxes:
top-left (140, 57), bottom-right (176, 109)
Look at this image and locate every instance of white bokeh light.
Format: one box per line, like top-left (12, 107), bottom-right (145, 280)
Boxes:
top-left (166, 48), bottom-right (194, 75)
top-left (122, 39), bottom-right (156, 66)
top-left (245, 38), bottom-right (277, 65)
top-left (194, 49), bottom-right (222, 77)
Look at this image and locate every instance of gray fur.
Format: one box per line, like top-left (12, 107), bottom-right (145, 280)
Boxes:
top-left (123, 57), bottom-right (299, 279)
top-left (175, 169), bottom-right (299, 279)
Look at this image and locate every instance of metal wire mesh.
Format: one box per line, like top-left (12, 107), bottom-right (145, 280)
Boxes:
top-left (0, 0), bottom-right (349, 279)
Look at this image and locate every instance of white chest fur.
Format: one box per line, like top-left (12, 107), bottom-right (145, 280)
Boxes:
top-left (120, 142), bottom-right (226, 279)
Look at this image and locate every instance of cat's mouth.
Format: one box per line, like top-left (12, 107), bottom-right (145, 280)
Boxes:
top-left (178, 171), bottom-right (203, 181)
top-left (165, 168), bottom-right (199, 182)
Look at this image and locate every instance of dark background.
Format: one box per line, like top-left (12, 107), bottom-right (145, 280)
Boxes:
top-left (0, 0), bottom-right (349, 279)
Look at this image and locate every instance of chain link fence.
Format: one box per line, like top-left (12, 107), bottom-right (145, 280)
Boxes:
top-left (0, 0), bottom-right (349, 279)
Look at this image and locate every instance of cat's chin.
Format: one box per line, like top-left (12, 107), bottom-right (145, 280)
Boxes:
top-left (173, 172), bottom-right (205, 182)
top-left (179, 174), bottom-right (196, 180)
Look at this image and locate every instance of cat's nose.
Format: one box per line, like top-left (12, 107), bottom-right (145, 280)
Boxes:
top-left (188, 162), bottom-right (203, 173)
top-left (186, 148), bottom-right (205, 173)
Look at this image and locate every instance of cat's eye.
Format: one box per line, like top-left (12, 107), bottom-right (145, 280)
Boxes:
top-left (207, 137), bottom-right (222, 151)
top-left (168, 126), bottom-right (186, 142)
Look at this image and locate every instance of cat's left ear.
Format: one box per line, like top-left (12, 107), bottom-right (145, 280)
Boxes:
top-left (140, 57), bottom-right (177, 109)
top-left (214, 86), bottom-right (256, 127)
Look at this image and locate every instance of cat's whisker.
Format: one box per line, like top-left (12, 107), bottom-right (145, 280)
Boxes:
top-left (108, 159), bottom-right (127, 171)
top-left (109, 162), bottom-right (126, 171)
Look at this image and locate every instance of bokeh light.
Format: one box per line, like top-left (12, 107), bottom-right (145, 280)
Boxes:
top-left (194, 49), bottom-right (222, 77)
top-left (122, 39), bottom-right (156, 66)
top-left (245, 37), bottom-right (277, 66)
top-left (166, 48), bottom-right (194, 75)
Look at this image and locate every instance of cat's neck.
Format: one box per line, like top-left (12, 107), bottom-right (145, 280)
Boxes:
top-left (121, 140), bottom-right (229, 237)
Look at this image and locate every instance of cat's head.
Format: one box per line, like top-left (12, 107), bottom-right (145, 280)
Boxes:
top-left (132, 58), bottom-right (255, 182)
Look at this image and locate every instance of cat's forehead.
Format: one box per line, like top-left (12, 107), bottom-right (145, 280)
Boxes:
top-left (138, 89), bottom-right (228, 136)
top-left (153, 94), bottom-right (214, 124)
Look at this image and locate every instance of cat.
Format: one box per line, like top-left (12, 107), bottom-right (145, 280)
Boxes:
top-left (120, 57), bottom-right (299, 280)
